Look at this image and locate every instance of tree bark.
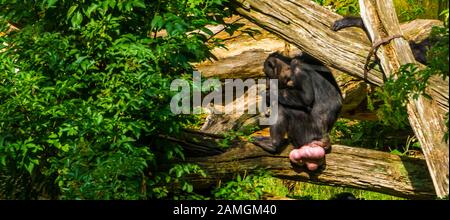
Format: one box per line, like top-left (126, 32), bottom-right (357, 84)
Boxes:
top-left (359, 0), bottom-right (448, 198)
top-left (359, 0), bottom-right (449, 197)
top-left (195, 18), bottom-right (440, 80)
top-left (168, 130), bottom-right (436, 199)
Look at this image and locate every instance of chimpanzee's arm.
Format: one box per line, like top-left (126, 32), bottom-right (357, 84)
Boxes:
top-left (332, 16), bottom-right (365, 31)
top-left (278, 88), bottom-right (313, 112)
top-left (278, 63), bottom-right (315, 111)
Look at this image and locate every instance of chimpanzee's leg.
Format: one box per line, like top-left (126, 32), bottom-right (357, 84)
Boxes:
top-left (253, 106), bottom-right (289, 153)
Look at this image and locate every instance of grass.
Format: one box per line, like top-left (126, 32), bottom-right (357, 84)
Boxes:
top-left (289, 181), bottom-right (404, 200)
top-left (212, 174), bottom-right (405, 200)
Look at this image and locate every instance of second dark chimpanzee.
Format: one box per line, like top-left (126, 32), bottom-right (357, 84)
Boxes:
top-left (254, 52), bottom-right (343, 171)
top-left (332, 16), bottom-right (432, 65)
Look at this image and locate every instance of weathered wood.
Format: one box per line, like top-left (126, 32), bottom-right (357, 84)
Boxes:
top-left (195, 18), bottom-right (440, 80)
top-left (359, 0), bottom-right (448, 198)
top-left (169, 130), bottom-right (435, 199)
top-left (229, 0), bottom-right (448, 116)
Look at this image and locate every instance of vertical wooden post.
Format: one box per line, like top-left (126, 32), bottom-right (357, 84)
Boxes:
top-left (359, 0), bottom-right (449, 198)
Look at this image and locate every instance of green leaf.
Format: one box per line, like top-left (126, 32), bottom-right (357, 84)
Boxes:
top-left (25, 163), bottom-right (35, 174)
top-left (133, 0), bottom-right (146, 9)
top-left (71, 11), bottom-right (83, 28)
top-left (67, 4), bottom-right (78, 18)
top-left (176, 168), bottom-right (182, 178)
top-left (151, 15), bottom-right (163, 30)
top-left (46, 0), bottom-right (58, 8)
top-left (85, 4), bottom-right (99, 18)
top-left (48, 132), bottom-right (58, 139)
top-left (390, 149), bottom-right (403, 156)
top-left (61, 144), bottom-right (70, 152)
top-left (200, 27), bottom-right (214, 36)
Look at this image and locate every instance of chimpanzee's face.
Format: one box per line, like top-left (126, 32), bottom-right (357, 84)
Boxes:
top-left (277, 62), bottom-right (294, 88)
top-left (264, 56), bottom-right (295, 89)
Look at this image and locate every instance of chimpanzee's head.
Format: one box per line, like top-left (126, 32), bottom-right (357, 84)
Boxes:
top-left (263, 52), bottom-right (295, 88)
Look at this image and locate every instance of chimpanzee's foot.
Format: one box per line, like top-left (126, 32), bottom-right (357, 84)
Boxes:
top-left (289, 146), bottom-right (325, 171)
top-left (289, 141), bottom-right (327, 171)
top-left (252, 136), bottom-right (288, 154)
top-left (311, 139), bottom-right (332, 154)
top-left (252, 136), bottom-right (277, 153)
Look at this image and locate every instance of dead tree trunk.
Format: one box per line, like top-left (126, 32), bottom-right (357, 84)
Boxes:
top-left (195, 18), bottom-right (440, 81)
top-left (359, 0), bottom-right (449, 198)
top-left (167, 130), bottom-right (435, 199)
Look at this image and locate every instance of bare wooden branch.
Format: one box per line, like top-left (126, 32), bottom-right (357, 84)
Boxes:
top-left (168, 130), bottom-right (436, 199)
top-left (359, 0), bottom-right (448, 198)
top-left (195, 18), bottom-right (440, 80)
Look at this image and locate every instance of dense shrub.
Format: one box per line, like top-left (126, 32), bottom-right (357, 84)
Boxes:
top-left (0, 0), bottom-right (233, 199)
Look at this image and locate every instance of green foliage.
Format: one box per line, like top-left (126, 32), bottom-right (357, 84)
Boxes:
top-left (213, 171), bottom-right (404, 200)
top-left (398, 0), bottom-right (425, 21)
top-left (213, 174), bottom-right (264, 200)
top-left (218, 125), bottom-right (259, 149)
top-left (437, 194), bottom-right (449, 200)
top-left (313, 0), bottom-right (444, 21)
top-left (330, 119), bottom-right (420, 154)
top-left (425, 25), bottom-right (449, 81)
top-left (441, 9), bottom-right (449, 26)
top-left (313, 0), bottom-right (359, 15)
top-left (388, 135), bottom-right (421, 156)
top-left (367, 23), bottom-right (448, 134)
top-left (290, 182), bottom-right (404, 200)
top-left (367, 64), bottom-right (423, 130)
top-left (0, 0), bottom-right (236, 199)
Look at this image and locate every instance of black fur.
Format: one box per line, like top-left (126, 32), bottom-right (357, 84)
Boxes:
top-left (255, 53), bottom-right (343, 153)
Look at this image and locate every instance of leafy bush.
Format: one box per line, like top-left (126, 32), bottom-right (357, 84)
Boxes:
top-left (0, 0), bottom-right (234, 199)
top-left (330, 119), bottom-right (420, 154)
top-left (367, 23), bottom-right (449, 135)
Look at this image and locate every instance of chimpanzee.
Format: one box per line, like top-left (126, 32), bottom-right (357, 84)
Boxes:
top-left (332, 16), bottom-right (432, 65)
top-left (254, 52), bottom-right (343, 171)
